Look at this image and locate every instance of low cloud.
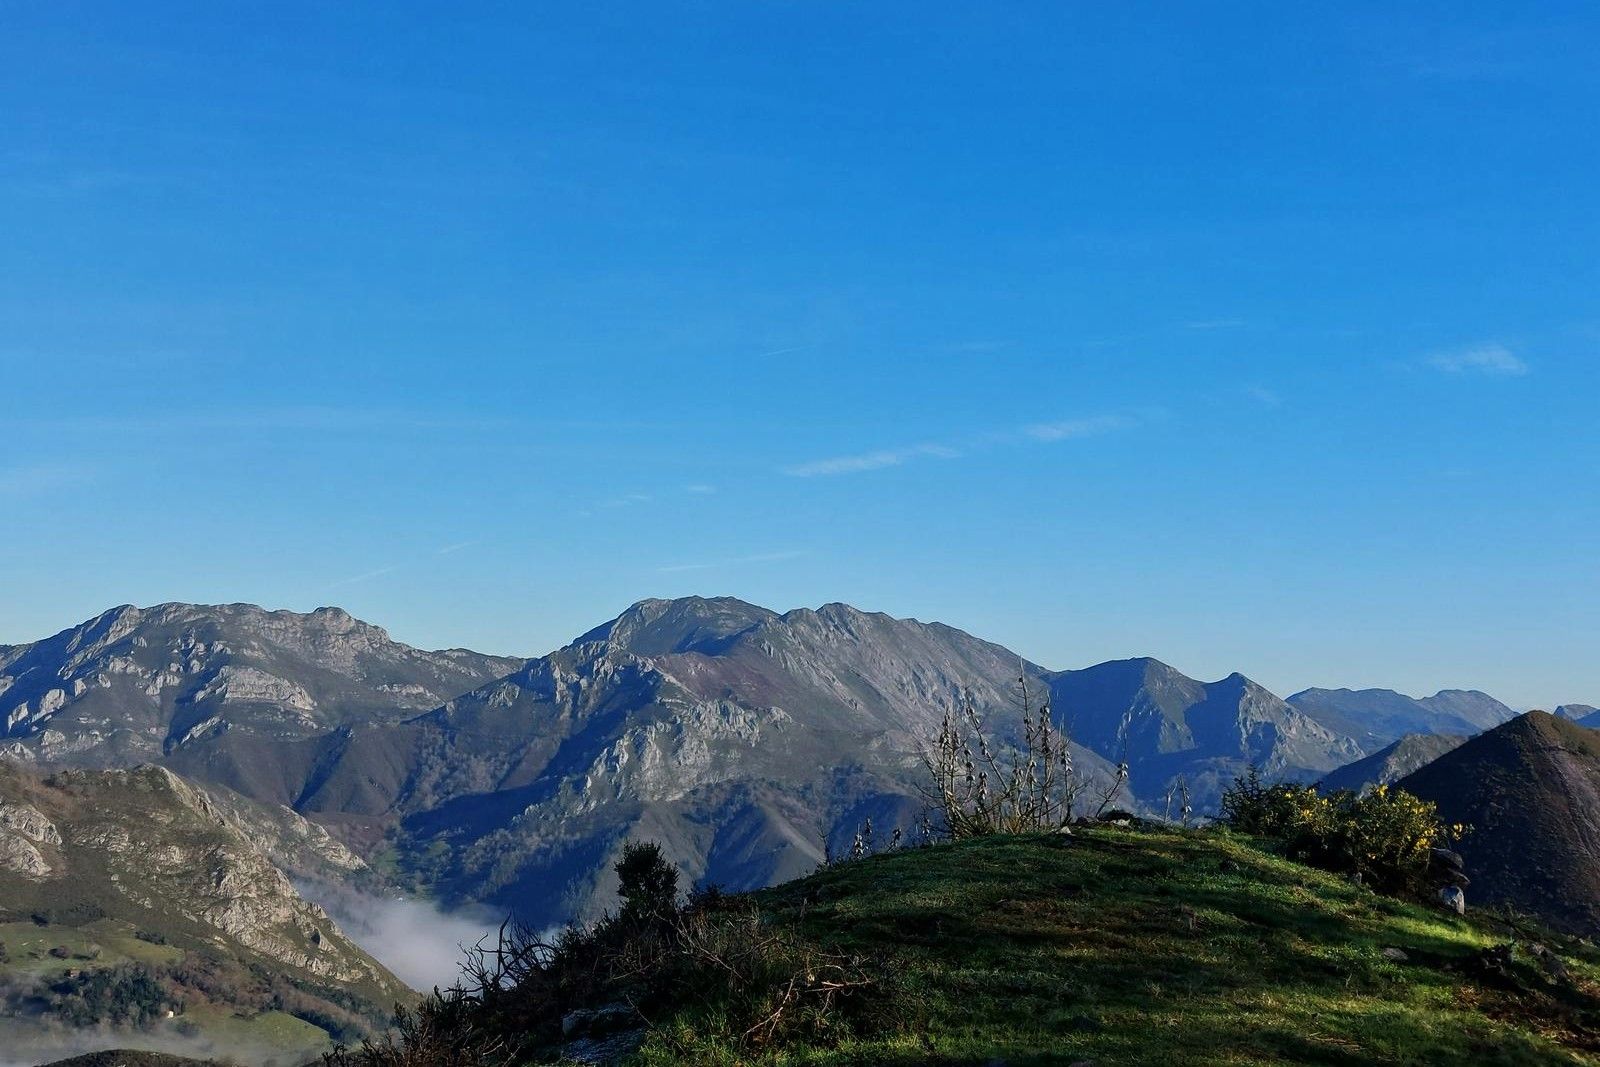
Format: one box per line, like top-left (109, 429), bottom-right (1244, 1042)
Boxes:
top-left (298, 881), bottom-right (504, 992)
top-left (0, 1022), bottom-right (305, 1067)
top-left (1427, 343), bottom-right (1529, 377)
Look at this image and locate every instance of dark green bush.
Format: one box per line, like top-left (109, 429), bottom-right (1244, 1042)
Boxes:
top-left (615, 840), bottom-right (679, 925)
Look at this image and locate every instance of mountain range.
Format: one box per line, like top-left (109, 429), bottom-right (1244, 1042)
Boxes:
top-left (1285, 687), bottom-right (1516, 751)
top-left (1, 597), bottom-right (1593, 936)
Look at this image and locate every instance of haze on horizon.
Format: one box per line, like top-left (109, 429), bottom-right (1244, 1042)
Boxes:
top-left (2, 4), bottom-right (1597, 710)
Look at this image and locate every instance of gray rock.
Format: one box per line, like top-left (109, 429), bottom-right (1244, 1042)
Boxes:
top-left (1440, 884), bottom-right (1466, 915)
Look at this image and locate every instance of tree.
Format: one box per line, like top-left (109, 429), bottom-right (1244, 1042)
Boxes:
top-left (616, 840), bottom-right (679, 924)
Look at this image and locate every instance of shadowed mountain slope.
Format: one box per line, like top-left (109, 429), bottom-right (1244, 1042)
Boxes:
top-left (1399, 712), bottom-right (1600, 937)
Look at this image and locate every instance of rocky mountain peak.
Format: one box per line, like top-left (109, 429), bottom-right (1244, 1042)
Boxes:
top-left (579, 596), bottom-right (777, 655)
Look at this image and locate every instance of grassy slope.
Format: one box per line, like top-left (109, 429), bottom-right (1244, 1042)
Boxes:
top-left (643, 828), bottom-right (1600, 1066)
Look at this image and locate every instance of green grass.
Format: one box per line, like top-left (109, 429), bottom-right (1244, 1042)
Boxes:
top-left (180, 1004), bottom-right (335, 1060)
top-left (0, 919), bottom-right (181, 980)
top-left (637, 827), bottom-right (1600, 1066)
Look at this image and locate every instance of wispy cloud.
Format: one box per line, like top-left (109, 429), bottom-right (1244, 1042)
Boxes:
top-left (1022, 415), bottom-right (1135, 442)
top-left (784, 412), bottom-right (1140, 478)
top-left (784, 443), bottom-right (962, 478)
top-left (656, 549), bottom-right (809, 574)
top-left (436, 540), bottom-right (479, 555)
top-left (328, 564), bottom-right (401, 589)
top-left (685, 484), bottom-right (717, 495)
top-left (19, 407), bottom-right (515, 435)
top-left (598, 492), bottom-right (654, 509)
top-left (1427, 343), bottom-right (1529, 377)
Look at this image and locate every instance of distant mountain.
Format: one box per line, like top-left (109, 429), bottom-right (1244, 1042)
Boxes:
top-left (1316, 733), bottom-right (1468, 794)
top-left (0, 603), bottom-right (522, 765)
top-left (1555, 704), bottom-right (1599, 725)
top-left (1399, 712), bottom-right (1600, 937)
top-left (1286, 687), bottom-right (1514, 751)
top-left (1048, 658), bottom-right (1362, 810)
top-left (0, 762), bottom-right (407, 1060)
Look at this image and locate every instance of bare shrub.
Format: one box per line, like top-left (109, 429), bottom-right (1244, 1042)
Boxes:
top-left (920, 668), bottom-right (1087, 838)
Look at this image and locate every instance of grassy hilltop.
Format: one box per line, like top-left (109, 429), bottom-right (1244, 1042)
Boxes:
top-left (620, 827), bottom-right (1600, 1066)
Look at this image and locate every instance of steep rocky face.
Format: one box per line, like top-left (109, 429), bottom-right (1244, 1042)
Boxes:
top-left (1316, 733), bottom-right (1469, 794)
top-left (1286, 687), bottom-right (1514, 752)
top-left (1047, 660), bottom-right (1362, 811)
top-left (0, 762), bottom-right (408, 1003)
top-left (1399, 712), bottom-right (1600, 937)
top-left (0, 603), bottom-right (522, 764)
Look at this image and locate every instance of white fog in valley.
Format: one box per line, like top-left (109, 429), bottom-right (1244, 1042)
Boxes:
top-left (298, 881), bottom-right (507, 991)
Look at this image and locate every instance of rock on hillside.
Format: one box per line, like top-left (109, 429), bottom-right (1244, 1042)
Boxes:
top-left (1317, 733), bottom-right (1469, 794)
top-left (0, 603), bottom-right (521, 765)
top-left (1399, 711), bottom-right (1600, 937)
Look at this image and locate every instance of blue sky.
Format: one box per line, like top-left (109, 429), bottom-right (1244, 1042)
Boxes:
top-left (2, 3), bottom-right (1597, 707)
